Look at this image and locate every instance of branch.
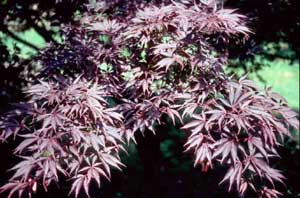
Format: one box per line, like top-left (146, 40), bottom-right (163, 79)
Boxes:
top-left (1, 26), bottom-right (39, 51)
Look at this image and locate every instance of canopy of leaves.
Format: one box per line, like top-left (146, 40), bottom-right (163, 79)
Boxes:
top-left (0, 1), bottom-right (298, 198)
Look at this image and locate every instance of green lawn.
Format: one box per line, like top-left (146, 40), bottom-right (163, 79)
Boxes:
top-left (249, 59), bottom-right (299, 109)
top-left (226, 54), bottom-right (299, 110)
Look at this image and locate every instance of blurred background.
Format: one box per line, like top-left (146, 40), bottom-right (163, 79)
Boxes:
top-left (0, 0), bottom-right (299, 197)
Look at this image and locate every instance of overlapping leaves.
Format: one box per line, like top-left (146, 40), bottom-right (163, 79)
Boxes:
top-left (0, 0), bottom-right (297, 198)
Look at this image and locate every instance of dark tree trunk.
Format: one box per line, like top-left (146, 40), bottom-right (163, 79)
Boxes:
top-left (134, 129), bottom-right (164, 198)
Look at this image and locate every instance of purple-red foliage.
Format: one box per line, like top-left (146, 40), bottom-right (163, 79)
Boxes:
top-left (0, 0), bottom-right (298, 197)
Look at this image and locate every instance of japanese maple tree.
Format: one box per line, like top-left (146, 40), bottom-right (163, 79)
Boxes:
top-left (0, 0), bottom-right (298, 198)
